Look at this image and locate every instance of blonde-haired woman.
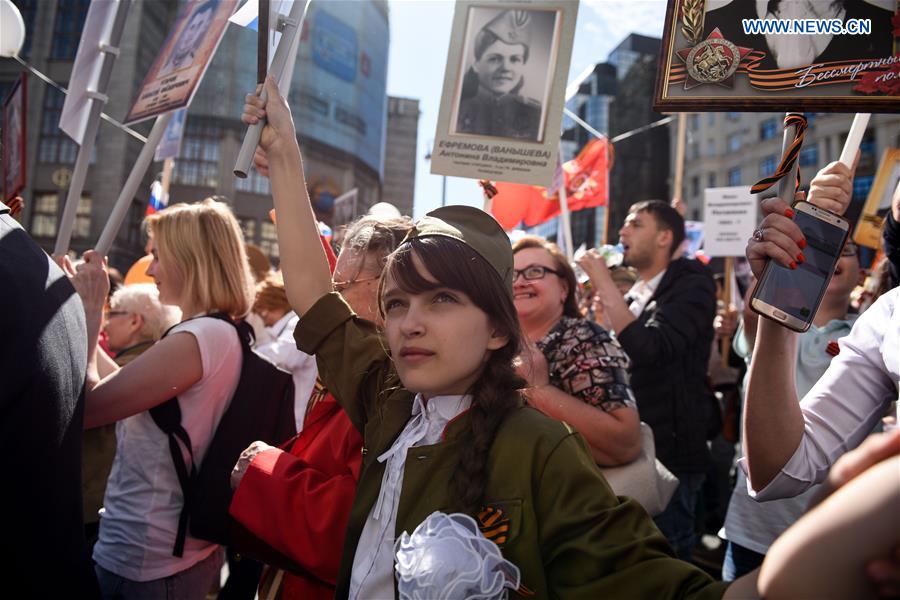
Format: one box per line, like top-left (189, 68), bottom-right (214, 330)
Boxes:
top-left (69, 198), bottom-right (254, 599)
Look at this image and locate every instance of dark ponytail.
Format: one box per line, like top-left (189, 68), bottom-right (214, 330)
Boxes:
top-left (381, 236), bottom-right (526, 513)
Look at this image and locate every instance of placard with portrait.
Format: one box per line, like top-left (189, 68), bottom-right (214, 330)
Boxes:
top-left (126, 0), bottom-right (237, 124)
top-left (432, 0), bottom-right (579, 186)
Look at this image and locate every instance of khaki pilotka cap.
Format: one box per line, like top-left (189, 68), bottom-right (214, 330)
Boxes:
top-left (483, 10), bottom-right (533, 50)
top-left (402, 205), bottom-right (514, 292)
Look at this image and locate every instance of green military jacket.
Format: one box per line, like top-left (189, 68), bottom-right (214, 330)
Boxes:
top-left (296, 292), bottom-right (728, 599)
top-left (456, 87), bottom-right (542, 141)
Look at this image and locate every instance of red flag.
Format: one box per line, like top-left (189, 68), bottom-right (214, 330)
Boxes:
top-left (565, 138), bottom-right (610, 211)
top-left (489, 138), bottom-right (610, 230)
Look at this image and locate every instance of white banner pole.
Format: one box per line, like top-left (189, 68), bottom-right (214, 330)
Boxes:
top-left (54, 0), bottom-right (132, 256)
top-left (839, 113), bottom-right (870, 168)
top-left (95, 112), bottom-right (172, 256)
top-left (234, 0), bottom-right (310, 178)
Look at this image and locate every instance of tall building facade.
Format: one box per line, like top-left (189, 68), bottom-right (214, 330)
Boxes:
top-left (673, 112), bottom-right (900, 226)
top-left (1, 0), bottom-right (179, 270)
top-left (1, 0), bottom-right (397, 271)
top-left (535, 34), bottom-right (662, 250)
top-left (169, 0), bottom-right (391, 267)
top-left (382, 96), bottom-right (420, 217)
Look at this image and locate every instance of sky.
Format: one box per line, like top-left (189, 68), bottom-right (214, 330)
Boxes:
top-left (385, 0), bottom-right (669, 218)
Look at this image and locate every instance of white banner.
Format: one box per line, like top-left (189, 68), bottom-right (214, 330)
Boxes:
top-left (60, 0), bottom-right (120, 145)
top-left (703, 186), bottom-right (758, 257)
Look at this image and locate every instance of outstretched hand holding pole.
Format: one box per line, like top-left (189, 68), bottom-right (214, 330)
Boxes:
top-left (241, 76), bottom-right (331, 316)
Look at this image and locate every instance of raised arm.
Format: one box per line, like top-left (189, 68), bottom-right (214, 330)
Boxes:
top-left (742, 161), bottom-right (856, 490)
top-left (67, 251), bottom-right (205, 429)
top-left (242, 77), bottom-right (331, 317)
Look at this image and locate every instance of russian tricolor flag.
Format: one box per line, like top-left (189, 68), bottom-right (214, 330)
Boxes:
top-left (146, 180), bottom-right (167, 216)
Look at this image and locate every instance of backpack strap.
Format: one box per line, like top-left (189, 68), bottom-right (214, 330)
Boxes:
top-left (150, 312), bottom-right (237, 557)
top-left (149, 398), bottom-right (196, 557)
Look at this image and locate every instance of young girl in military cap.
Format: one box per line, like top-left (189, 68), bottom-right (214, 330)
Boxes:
top-left (241, 77), bottom-right (762, 599)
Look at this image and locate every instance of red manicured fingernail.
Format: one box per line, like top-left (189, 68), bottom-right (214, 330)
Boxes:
top-left (798, 238), bottom-right (807, 249)
top-left (797, 253), bottom-right (805, 263)
top-left (790, 261), bottom-right (797, 270)
top-left (785, 208), bottom-right (795, 218)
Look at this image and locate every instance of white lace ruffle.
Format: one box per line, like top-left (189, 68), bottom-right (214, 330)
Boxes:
top-left (395, 511), bottom-right (520, 600)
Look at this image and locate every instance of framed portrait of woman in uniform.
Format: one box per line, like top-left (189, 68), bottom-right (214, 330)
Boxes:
top-left (432, 0), bottom-right (579, 187)
top-left (450, 6), bottom-right (558, 143)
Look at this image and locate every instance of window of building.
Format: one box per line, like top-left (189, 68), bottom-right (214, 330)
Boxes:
top-left (51, 0), bottom-right (90, 60)
top-left (174, 120), bottom-right (221, 188)
top-left (707, 113), bottom-right (715, 126)
top-left (12, 0), bottom-right (38, 57)
top-left (259, 221), bottom-right (279, 259)
top-left (691, 175), bottom-right (700, 198)
top-left (726, 112), bottom-right (740, 121)
top-left (853, 175), bottom-right (874, 201)
top-left (706, 139), bottom-right (716, 157)
top-left (759, 118), bottom-right (778, 140)
top-left (73, 195), bottom-right (91, 239)
top-left (759, 154), bottom-right (778, 177)
top-left (708, 173), bottom-right (716, 188)
top-left (689, 114), bottom-right (699, 130)
top-left (689, 141), bottom-right (699, 161)
top-left (38, 88), bottom-right (80, 164)
top-left (235, 167), bottom-right (271, 195)
top-left (31, 193), bottom-right (59, 238)
top-left (727, 133), bottom-right (742, 153)
top-left (238, 216), bottom-right (257, 244)
top-left (860, 132), bottom-right (876, 157)
top-left (799, 144), bottom-right (819, 167)
top-left (728, 167), bottom-right (741, 186)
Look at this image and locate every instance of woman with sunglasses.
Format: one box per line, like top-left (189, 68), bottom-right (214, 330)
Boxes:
top-left (511, 236), bottom-right (641, 467)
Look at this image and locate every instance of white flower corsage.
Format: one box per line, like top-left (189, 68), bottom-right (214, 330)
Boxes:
top-left (394, 511), bottom-right (521, 600)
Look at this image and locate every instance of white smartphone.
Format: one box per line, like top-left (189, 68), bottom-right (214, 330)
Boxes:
top-left (750, 201), bottom-right (850, 333)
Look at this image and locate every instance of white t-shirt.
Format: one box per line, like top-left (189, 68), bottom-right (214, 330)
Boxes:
top-left (93, 317), bottom-right (242, 581)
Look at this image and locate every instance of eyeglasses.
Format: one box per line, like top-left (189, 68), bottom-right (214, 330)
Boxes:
top-left (841, 242), bottom-right (858, 257)
top-left (106, 310), bottom-right (130, 318)
top-left (333, 275), bottom-right (380, 293)
top-left (513, 265), bottom-right (562, 282)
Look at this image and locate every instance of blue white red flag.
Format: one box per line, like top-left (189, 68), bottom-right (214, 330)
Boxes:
top-left (146, 180), bottom-right (167, 216)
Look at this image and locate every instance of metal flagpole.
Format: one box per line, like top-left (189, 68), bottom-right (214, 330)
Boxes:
top-left (234, 0), bottom-right (310, 178)
top-left (95, 112), bottom-right (172, 255)
top-left (54, 0), bottom-right (132, 256)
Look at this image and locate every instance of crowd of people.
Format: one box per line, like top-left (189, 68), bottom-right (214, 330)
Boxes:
top-left (2, 75), bottom-right (899, 600)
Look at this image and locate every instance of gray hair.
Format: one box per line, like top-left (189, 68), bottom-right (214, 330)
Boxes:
top-left (109, 283), bottom-right (182, 342)
top-left (341, 215), bottom-right (413, 276)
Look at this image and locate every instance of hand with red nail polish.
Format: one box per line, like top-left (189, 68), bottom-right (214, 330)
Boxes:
top-left (746, 195), bottom-right (807, 279)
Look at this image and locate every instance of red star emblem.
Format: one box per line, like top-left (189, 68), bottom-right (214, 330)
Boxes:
top-left (676, 28), bottom-right (753, 90)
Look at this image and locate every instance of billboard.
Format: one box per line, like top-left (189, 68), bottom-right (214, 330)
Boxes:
top-left (290, 1), bottom-right (389, 177)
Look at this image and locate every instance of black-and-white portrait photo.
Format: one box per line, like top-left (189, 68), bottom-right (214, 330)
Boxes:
top-left (452, 6), bottom-right (558, 143)
top-left (159, 0), bottom-right (220, 78)
top-left (703, 0), bottom-right (896, 70)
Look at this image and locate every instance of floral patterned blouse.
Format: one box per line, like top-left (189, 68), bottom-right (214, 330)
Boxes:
top-left (536, 316), bottom-right (637, 413)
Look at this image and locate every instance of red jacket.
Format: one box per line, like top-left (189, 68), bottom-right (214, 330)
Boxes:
top-left (229, 387), bottom-right (362, 600)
